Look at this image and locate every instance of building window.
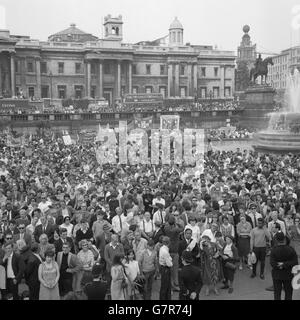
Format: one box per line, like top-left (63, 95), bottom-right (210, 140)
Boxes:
top-left (132, 86), bottom-right (138, 94)
top-left (27, 61), bottom-right (34, 73)
top-left (214, 67), bottom-right (218, 77)
top-left (180, 87), bottom-right (186, 97)
top-left (58, 62), bottom-right (64, 74)
top-left (58, 85), bottom-right (66, 99)
top-left (201, 67), bottom-right (206, 77)
top-left (146, 64), bottom-right (151, 75)
top-left (75, 85), bottom-right (83, 99)
top-left (146, 87), bottom-right (152, 94)
top-left (159, 86), bottom-right (166, 97)
top-left (104, 63), bottom-right (111, 74)
top-left (200, 87), bottom-right (207, 98)
top-left (41, 62), bottom-right (47, 74)
top-left (15, 60), bottom-right (19, 73)
top-left (225, 87), bottom-right (231, 97)
top-left (132, 65), bottom-right (137, 75)
top-left (91, 86), bottom-right (96, 99)
top-left (75, 63), bottom-right (82, 74)
top-left (41, 86), bottom-right (49, 98)
top-left (213, 87), bottom-right (220, 98)
top-left (28, 87), bottom-right (35, 98)
top-left (91, 63), bottom-right (97, 75)
top-left (160, 65), bottom-right (165, 75)
top-left (180, 65), bottom-right (185, 76)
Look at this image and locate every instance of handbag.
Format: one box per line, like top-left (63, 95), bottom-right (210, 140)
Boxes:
top-left (225, 261), bottom-right (237, 270)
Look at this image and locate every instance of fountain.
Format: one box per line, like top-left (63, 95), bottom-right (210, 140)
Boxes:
top-left (253, 69), bottom-right (300, 153)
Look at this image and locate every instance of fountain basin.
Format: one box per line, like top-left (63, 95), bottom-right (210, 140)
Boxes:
top-left (253, 130), bottom-right (300, 153)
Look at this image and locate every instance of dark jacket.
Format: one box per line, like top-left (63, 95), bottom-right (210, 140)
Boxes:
top-left (54, 237), bottom-right (75, 254)
top-left (178, 238), bottom-right (199, 267)
top-left (84, 280), bottom-right (108, 300)
top-left (0, 252), bottom-right (26, 283)
top-left (152, 228), bottom-right (164, 244)
top-left (179, 264), bottom-right (203, 300)
top-left (270, 244), bottom-right (298, 280)
top-left (34, 223), bottom-right (56, 243)
top-left (25, 252), bottom-right (41, 285)
top-left (163, 222), bottom-right (184, 253)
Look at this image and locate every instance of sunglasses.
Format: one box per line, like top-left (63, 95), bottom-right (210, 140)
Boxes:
top-left (6, 237), bottom-right (12, 240)
top-left (18, 227), bottom-right (25, 230)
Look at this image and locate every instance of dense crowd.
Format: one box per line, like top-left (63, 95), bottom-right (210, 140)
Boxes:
top-left (0, 130), bottom-right (299, 301)
top-left (207, 127), bottom-right (255, 140)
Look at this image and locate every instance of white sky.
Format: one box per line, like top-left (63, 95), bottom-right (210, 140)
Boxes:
top-left (1, 0), bottom-right (300, 54)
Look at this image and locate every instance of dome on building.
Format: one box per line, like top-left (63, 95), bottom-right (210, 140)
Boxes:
top-left (243, 25), bottom-right (250, 33)
top-left (48, 23), bottom-right (98, 42)
top-left (169, 17), bottom-right (183, 30)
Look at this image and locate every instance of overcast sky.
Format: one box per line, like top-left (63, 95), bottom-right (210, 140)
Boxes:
top-left (1, 0), bottom-right (300, 54)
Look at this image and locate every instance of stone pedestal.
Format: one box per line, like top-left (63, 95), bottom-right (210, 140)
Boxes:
top-left (244, 84), bottom-right (276, 109)
top-left (240, 84), bottom-right (276, 129)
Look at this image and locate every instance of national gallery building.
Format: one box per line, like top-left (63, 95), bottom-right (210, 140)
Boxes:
top-left (0, 15), bottom-right (235, 106)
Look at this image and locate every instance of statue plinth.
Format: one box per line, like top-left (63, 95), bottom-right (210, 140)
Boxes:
top-left (244, 84), bottom-right (275, 108)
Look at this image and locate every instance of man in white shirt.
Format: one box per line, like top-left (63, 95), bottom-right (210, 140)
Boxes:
top-left (38, 194), bottom-right (52, 214)
top-left (153, 204), bottom-right (166, 225)
top-left (111, 207), bottom-right (126, 235)
top-left (268, 211), bottom-right (286, 237)
top-left (139, 212), bottom-right (154, 238)
top-left (152, 192), bottom-right (165, 208)
top-left (159, 236), bottom-right (173, 300)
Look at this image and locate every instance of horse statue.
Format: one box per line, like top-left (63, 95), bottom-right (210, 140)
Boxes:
top-left (250, 57), bottom-right (274, 84)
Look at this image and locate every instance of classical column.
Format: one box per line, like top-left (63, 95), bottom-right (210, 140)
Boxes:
top-left (99, 60), bottom-right (103, 98)
top-left (168, 63), bottom-right (172, 97)
top-left (220, 66), bottom-right (225, 98)
top-left (87, 61), bottom-right (91, 98)
top-left (175, 63), bottom-right (179, 97)
top-left (128, 62), bottom-right (132, 94)
top-left (117, 60), bottom-right (121, 98)
top-left (36, 58), bottom-right (41, 98)
top-left (193, 63), bottom-right (198, 97)
top-left (10, 53), bottom-right (16, 97)
top-left (187, 63), bottom-right (192, 97)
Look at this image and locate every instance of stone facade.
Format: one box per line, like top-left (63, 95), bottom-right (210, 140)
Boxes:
top-left (0, 16), bottom-right (235, 106)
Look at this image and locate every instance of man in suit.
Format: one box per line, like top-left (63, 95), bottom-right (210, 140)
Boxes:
top-left (270, 232), bottom-right (298, 300)
top-left (247, 203), bottom-right (262, 229)
top-left (152, 221), bottom-right (164, 244)
top-left (0, 241), bottom-right (25, 300)
top-left (56, 241), bottom-right (81, 296)
top-left (4, 219), bottom-right (19, 237)
top-left (25, 243), bottom-right (42, 300)
top-left (3, 202), bottom-right (19, 221)
top-left (34, 215), bottom-right (55, 243)
top-left (178, 228), bottom-right (199, 268)
top-left (179, 250), bottom-right (202, 300)
top-left (54, 228), bottom-right (74, 254)
top-left (13, 223), bottom-right (32, 246)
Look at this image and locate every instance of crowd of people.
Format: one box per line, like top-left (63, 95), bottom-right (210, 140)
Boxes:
top-left (207, 127), bottom-right (255, 140)
top-left (0, 130), bottom-right (299, 301)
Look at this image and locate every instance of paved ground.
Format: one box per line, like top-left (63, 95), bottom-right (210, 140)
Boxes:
top-left (152, 257), bottom-right (300, 300)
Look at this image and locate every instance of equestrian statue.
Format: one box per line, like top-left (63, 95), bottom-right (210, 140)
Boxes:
top-left (250, 54), bottom-right (274, 84)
